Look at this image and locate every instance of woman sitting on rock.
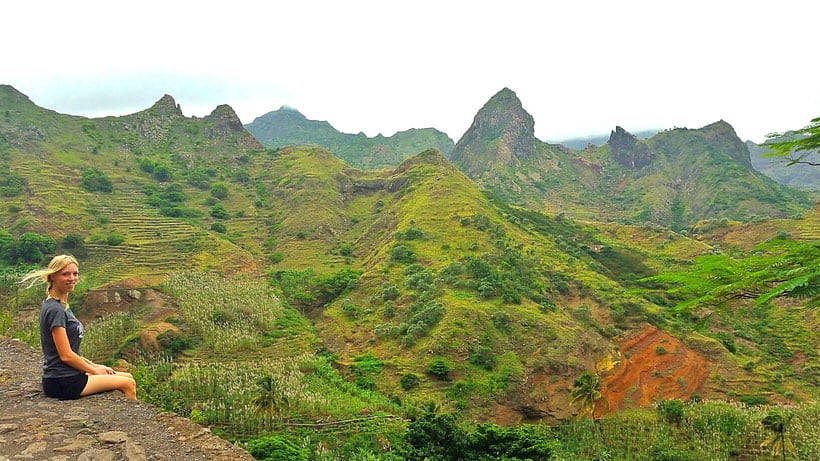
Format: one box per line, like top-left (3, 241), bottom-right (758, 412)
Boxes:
top-left (20, 255), bottom-right (137, 400)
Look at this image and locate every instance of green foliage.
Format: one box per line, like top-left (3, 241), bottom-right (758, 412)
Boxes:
top-left (656, 399), bottom-right (685, 425)
top-left (61, 233), bottom-right (85, 250)
top-left (760, 411), bottom-right (796, 460)
top-left (247, 434), bottom-right (308, 461)
top-left (270, 268), bottom-right (362, 311)
top-left (210, 203), bottom-right (229, 219)
top-left (765, 116), bottom-right (820, 166)
top-left (401, 409), bottom-right (558, 461)
top-left (469, 345), bottom-right (497, 370)
top-left (6, 232), bottom-right (57, 263)
top-left (156, 330), bottom-right (193, 355)
top-left (210, 222), bottom-right (227, 234)
top-left (380, 282), bottom-right (400, 301)
top-left (390, 243), bottom-right (417, 264)
top-left (399, 298), bottom-right (444, 346)
top-left (79, 167), bottom-right (113, 193)
top-left (400, 373), bottom-right (420, 390)
top-left (0, 170), bottom-right (24, 197)
top-left (427, 357), bottom-right (454, 379)
top-left (210, 182), bottom-right (229, 199)
top-left (570, 372), bottom-right (604, 420)
top-left (642, 239), bottom-right (820, 312)
top-left (396, 226), bottom-right (425, 240)
top-left (105, 233), bottom-right (125, 246)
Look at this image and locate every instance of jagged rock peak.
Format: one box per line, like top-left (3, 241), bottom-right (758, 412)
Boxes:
top-left (148, 94), bottom-right (183, 117)
top-left (205, 104), bottom-right (245, 134)
top-left (206, 103), bottom-right (241, 122)
top-left (700, 120), bottom-right (752, 168)
top-left (608, 126), bottom-right (653, 169)
top-left (450, 88), bottom-right (536, 177)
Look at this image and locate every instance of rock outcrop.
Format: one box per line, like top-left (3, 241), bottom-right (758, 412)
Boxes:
top-left (450, 87), bottom-right (536, 176)
top-left (0, 337), bottom-right (253, 461)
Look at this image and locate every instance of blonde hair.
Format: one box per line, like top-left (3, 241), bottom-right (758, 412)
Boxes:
top-left (19, 254), bottom-right (80, 297)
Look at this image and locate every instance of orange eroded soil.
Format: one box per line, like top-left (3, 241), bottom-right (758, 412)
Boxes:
top-left (598, 325), bottom-right (710, 416)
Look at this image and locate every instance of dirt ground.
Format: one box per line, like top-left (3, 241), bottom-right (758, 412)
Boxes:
top-left (0, 337), bottom-right (254, 461)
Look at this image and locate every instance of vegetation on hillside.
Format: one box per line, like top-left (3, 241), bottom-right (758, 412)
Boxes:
top-left (1, 85), bottom-right (819, 459)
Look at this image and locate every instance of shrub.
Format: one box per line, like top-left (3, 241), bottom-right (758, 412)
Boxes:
top-left (210, 203), bottom-right (229, 219)
top-left (428, 357), bottom-right (453, 379)
top-left (61, 233), bottom-right (85, 250)
top-left (247, 435), bottom-right (308, 461)
top-left (79, 168), bottom-right (113, 192)
top-left (210, 182), bottom-right (229, 199)
top-left (380, 283), bottom-right (400, 301)
top-left (106, 233), bottom-right (125, 246)
top-left (657, 399), bottom-right (685, 424)
top-left (401, 373), bottom-right (421, 390)
top-left (210, 222), bottom-right (227, 234)
top-left (390, 243), bottom-right (417, 264)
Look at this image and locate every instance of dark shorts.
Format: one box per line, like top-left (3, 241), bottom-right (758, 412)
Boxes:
top-left (42, 373), bottom-right (89, 400)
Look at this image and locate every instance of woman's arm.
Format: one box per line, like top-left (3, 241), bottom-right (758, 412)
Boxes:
top-left (51, 327), bottom-right (111, 375)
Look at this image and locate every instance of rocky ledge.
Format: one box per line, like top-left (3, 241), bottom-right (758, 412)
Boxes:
top-left (0, 337), bottom-right (253, 461)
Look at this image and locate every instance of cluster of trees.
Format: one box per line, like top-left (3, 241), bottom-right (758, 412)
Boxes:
top-left (0, 230), bottom-right (56, 264)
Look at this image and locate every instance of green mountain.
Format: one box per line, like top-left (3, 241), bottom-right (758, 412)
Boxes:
top-left (245, 106), bottom-right (454, 170)
top-left (747, 138), bottom-right (820, 191)
top-left (1, 84), bottom-right (818, 458)
top-left (449, 88), bottom-right (815, 230)
top-left (551, 129), bottom-right (659, 150)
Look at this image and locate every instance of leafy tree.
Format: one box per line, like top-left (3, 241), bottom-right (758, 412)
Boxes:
top-left (402, 410), bottom-right (467, 461)
top-left (0, 171), bottom-right (24, 197)
top-left (760, 411), bottom-right (796, 461)
top-left (16, 232), bottom-right (56, 263)
top-left (79, 168), bottom-right (113, 192)
top-left (210, 203), bottom-right (229, 219)
top-left (766, 116), bottom-right (820, 166)
top-left (252, 375), bottom-right (288, 431)
top-left (61, 233), bottom-right (85, 250)
top-left (427, 357), bottom-right (454, 380)
top-left (569, 371), bottom-right (604, 420)
top-left (247, 434), bottom-right (307, 461)
top-left (642, 239), bottom-right (819, 312)
top-left (0, 230), bottom-right (14, 263)
top-left (210, 182), bottom-right (229, 199)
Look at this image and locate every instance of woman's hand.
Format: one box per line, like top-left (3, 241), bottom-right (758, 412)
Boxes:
top-left (90, 364), bottom-right (116, 375)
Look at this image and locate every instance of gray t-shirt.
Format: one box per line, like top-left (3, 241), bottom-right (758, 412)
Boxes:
top-left (39, 298), bottom-right (85, 378)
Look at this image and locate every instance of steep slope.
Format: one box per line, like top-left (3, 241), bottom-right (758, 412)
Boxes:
top-left (748, 138), bottom-right (820, 191)
top-left (2, 85), bottom-right (817, 437)
top-left (0, 86), bottom-right (262, 284)
top-left (450, 88), bottom-right (815, 229)
top-left (245, 106), bottom-right (454, 169)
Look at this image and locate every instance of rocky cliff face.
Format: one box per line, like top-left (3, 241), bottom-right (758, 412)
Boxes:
top-left (449, 87), bottom-right (536, 177)
top-left (607, 126), bottom-right (653, 169)
top-left (700, 120), bottom-right (752, 168)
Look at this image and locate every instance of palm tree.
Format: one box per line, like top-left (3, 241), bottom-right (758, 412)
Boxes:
top-left (252, 375), bottom-right (287, 431)
top-left (760, 411), bottom-right (796, 461)
top-left (570, 371), bottom-right (604, 420)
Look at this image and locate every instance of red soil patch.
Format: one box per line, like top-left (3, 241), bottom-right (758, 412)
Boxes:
top-left (598, 325), bottom-right (709, 416)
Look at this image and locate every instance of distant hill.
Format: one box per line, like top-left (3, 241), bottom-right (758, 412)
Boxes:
top-left (245, 106), bottom-right (454, 169)
top-left (747, 138), bottom-right (820, 191)
top-left (449, 88), bottom-right (815, 230)
top-left (552, 129), bottom-right (659, 150)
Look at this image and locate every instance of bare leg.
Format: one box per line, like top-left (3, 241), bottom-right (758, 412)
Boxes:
top-left (82, 372), bottom-right (137, 400)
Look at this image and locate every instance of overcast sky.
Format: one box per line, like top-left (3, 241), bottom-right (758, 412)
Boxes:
top-left (2, 1), bottom-right (817, 143)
